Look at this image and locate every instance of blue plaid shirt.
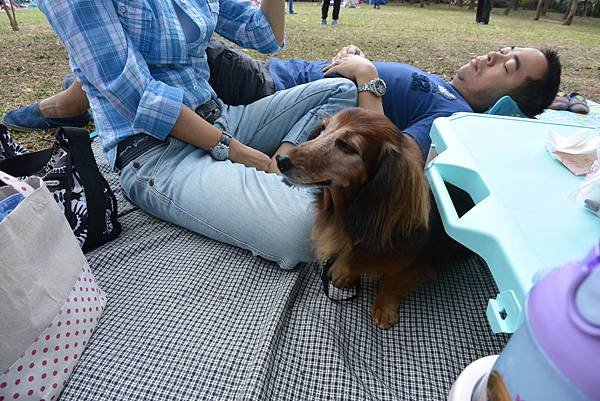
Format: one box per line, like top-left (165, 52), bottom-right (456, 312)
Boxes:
top-left (39, 0), bottom-right (283, 167)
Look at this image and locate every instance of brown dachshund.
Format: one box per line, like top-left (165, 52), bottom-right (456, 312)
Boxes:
top-left (277, 107), bottom-right (438, 329)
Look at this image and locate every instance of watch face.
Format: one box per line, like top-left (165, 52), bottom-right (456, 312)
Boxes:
top-left (372, 78), bottom-right (387, 96)
top-left (211, 143), bottom-right (229, 161)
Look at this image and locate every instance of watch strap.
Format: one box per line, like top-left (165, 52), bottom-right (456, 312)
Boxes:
top-left (357, 78), bottom-right (386, 97)
top-left (209, 130), bottom-right (232, 161)
top-left (357, 81), bottom-right (371, 93)
top-left (220, 131), bottom-right (232, 146)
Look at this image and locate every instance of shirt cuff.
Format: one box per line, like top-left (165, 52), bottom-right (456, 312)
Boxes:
top-left (133, 80), bottom-right (184, 141)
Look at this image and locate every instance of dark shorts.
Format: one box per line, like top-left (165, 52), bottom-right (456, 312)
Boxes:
top-left (206, 38), bottom-right (276, 106)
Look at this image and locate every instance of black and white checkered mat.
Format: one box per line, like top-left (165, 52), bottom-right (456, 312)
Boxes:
top-left (59, 141), bottom-right (508, 401)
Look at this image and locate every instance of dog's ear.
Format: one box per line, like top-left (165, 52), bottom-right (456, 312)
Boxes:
top-left (344, 142), bottom-right (430, 252)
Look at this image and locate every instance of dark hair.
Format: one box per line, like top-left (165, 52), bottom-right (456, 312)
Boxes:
top-left (510, 48), bottom-right (561, 118)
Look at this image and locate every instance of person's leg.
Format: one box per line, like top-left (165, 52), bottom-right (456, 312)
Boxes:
top-left (38, 80), bottom-right (89, 118)
top-left (332, 0), bottom-right (341, 20)
top-left (475, 0), bottom-right (483, 22)
top-left (288, 0), bottom-right (294, 13)
top-left (321, 0), bottom-right (329, 21)
top-left (120, 78), bottom-right (357, 270)
top-left (482, 0), bottom-right (491, 24)
top-left (2, 79), bottom-right (92, 131)
top-left (206, 39), bottom-right (275, 106)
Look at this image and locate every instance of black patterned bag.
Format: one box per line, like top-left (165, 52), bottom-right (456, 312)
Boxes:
top-left (0, 124), bottom-right (27, 161)
top-left (0, 125), bottom-right (121, 252)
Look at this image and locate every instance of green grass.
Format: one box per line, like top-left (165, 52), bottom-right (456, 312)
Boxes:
top-left (1, 4), bottom-right (599, 149)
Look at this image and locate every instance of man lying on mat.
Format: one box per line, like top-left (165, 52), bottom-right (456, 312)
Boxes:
top-left (4, 38), bottom-right (561, 161)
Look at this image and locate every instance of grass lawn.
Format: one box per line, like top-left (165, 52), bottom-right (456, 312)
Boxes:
top-left (1, 3), bottom-right (599, 150)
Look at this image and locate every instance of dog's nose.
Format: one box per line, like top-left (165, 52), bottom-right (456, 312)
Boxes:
top-left (276, 155), bottom-right (294, 173)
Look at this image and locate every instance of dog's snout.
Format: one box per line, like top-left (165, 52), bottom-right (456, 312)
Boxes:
top-left (276, 155), bottom-right (294, 173)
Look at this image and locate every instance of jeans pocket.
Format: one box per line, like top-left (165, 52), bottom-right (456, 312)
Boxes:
top-left (149, 138), bottom-right (180, 180)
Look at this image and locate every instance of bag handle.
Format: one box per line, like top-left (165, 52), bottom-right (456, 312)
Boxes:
top-left (0, 170), bottom-right (36, 197)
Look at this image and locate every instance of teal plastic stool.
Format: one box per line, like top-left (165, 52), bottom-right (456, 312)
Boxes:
top-left (426, 113), bottom-right (600, 333)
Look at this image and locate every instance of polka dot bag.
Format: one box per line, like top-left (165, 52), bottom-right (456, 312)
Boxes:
top-left (0, 171), bottom-right (107, 401)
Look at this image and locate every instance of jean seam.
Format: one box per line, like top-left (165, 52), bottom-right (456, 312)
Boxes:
top-left (149, 140), bottom-right (175, 178)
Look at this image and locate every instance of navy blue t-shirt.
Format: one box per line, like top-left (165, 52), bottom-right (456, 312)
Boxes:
top-left (268, 59), bottom-right (473, 157)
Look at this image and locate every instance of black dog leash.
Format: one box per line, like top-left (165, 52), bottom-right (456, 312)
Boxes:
top-left (320, 258), bottom-right (360, 302)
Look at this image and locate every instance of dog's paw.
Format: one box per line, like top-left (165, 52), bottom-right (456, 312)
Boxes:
top-left (329, 262), bottom-right (358, 288)
top-left (372, 301), bottom-right (399, 329)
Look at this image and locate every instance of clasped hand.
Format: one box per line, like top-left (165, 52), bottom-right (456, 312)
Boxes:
top-left (322, 45), bottom-right (376, 82)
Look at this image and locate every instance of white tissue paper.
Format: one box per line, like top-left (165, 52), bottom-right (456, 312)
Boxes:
top-left (546, 129), bottom-right (600, 176)
top-left (572, 147), bottom-right (600, 218)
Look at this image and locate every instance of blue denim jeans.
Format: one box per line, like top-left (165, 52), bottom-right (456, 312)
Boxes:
top-left (119, 78), bottom-right (357, 269)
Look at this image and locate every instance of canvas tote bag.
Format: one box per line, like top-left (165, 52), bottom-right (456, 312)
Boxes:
top-left (0, 170), bottom-right (107, 401)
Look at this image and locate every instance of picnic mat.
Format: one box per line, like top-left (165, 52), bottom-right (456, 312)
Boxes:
top-left (57, 142), bottom-right (509, 401)
top-left (538, 99), bottom-right (600, 128)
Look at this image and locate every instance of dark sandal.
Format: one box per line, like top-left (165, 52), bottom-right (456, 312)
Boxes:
top-left (548, 91), bottom-right (570, 111)
top-left (568, 92), bottom-right (590, 115)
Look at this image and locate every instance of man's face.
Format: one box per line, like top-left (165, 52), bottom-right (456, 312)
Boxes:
top-left (451, 47), bottom-right (548, 111)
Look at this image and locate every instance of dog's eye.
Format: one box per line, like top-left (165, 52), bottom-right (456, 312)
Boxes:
top-left (308, 123), bottom-right (326, 140)
top-left (335, 139), bottom-right (358, 155)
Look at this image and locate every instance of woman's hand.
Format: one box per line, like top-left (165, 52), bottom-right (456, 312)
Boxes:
top-left (229, 138), bottom-right (272, 172)
top-left (322, 54), bottom-right (377, 83)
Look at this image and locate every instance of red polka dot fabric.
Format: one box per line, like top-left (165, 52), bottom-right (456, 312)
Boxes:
top-left (0, 264), bottom-right (106, 401)
top-left (0, 172), bottom-right (35, 198)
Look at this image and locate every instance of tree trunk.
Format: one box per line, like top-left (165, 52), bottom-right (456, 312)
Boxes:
top-left (504, 0), bottom-right (519, 15)
top-left (3, 0), bottom-right (19, 31)
top-left (563, 0), bottom-right (572, 18)
top-left (541, 0), bottom-right (550, 16)
top-left (420, 0), bottom-right (424, 7)
top-left (534, 0), bottom-right (544, 19)
top-left (563, 0), bottom-right (578, 24)
top-left (468, 0), bottom-right (475, 9)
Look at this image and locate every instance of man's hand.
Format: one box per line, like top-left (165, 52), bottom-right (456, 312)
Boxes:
top-left (229, 138), bottom-right (272, 172)
top-left (323, 53), bottom-right (383, 114)
top-left (331, 45), bottom-right (365, 64)
top-left (322, 53), bottom-right (377, 84)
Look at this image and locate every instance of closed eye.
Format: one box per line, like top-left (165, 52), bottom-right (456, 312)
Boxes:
top-left (335, 138), bottom-right (358, 155)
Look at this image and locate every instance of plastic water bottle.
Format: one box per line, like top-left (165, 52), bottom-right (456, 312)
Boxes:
top-left (449, 242), bottom-right (600, 401)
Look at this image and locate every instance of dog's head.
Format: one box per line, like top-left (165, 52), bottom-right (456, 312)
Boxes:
top-left (278, 107), bottom-right (430, 251)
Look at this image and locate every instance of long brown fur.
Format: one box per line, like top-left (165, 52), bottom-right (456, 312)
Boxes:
top-left (280, 108), bottom-right (438, 328)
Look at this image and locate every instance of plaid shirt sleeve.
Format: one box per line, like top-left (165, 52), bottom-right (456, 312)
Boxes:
top-left (215, 0), bottom-right (284, 54)
top-left (38, 0), bottom-right (184, 142)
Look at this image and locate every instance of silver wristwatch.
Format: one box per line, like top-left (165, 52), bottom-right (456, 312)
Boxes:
top-left (209, 131), bottom-right (232, 161)
top-left (357, 77), bottom-right (387, 97)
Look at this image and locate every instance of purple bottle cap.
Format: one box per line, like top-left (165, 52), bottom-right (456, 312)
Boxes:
top-left (527, 242), bottom-right (600, 401)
